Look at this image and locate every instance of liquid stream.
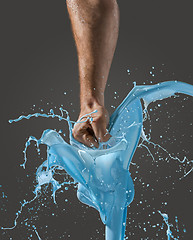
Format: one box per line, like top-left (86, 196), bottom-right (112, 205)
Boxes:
top-left (2, 81), bottom-right (193, 240)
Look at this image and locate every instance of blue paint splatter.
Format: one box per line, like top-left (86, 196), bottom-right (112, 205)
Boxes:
top-left (2, 81), bottom-right (193, 239)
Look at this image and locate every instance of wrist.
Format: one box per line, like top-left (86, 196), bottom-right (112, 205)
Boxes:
top-left (80, 93), bottom-right (104, 111)
top-left (80, 97), bottom-right (104, 114)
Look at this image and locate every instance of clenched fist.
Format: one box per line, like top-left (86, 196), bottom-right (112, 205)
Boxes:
top-left (73, 103), bottom-right (111, 148)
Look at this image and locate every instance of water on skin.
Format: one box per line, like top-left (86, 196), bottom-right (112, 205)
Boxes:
top-left (2, 81), bottom-right (193, 239)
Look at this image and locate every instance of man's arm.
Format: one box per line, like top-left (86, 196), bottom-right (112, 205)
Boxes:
top-left (66, 0), bottom-right (119, 147)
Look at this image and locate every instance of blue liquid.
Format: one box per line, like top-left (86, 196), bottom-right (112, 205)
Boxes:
top-left (4, 81), bottom-right (193, 239)
top-left (159, 211), bottom-right (179, 240)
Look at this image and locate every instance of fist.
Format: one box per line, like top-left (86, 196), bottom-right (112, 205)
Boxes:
top-left (72, 104), bottom-right (111, 148)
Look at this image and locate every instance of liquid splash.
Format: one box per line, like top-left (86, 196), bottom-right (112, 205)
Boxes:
top-left (2, 81), bottom-right (193, 239)
top-left (158, 211), bottom-right (182, 240)
top-left (32, 225), bottom-right (42, 240)
top-left (1, 196), bottom-right (38, 230)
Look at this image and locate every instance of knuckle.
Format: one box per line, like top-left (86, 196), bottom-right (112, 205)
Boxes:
top-left (72, 129), bottom-right (80, 139)
top-left (94, 117), bottom-right (101, 124)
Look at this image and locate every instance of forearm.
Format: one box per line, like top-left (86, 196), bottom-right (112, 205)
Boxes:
top-left (66, 0), bottom-right (119, 109)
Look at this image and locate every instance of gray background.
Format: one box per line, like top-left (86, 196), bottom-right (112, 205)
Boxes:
top-left (0, 0), bottom-right (193, 239)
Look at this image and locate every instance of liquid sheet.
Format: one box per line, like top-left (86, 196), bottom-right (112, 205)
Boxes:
top-left (7, 81), bottom-right (193, 240)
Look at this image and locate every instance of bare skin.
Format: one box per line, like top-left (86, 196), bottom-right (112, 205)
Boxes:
top-left (66, 0), bottom-right (119, 147)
